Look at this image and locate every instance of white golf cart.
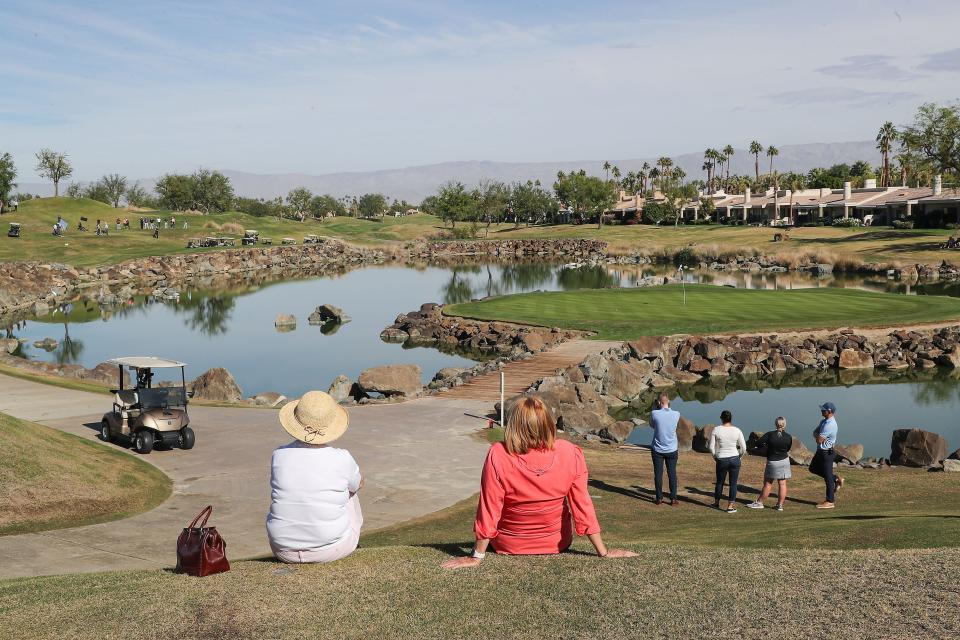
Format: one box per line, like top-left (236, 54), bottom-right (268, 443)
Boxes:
top-left (100, 357), bottom-right (195, 454)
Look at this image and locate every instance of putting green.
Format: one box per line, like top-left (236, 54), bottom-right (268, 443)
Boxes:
top-left (445, 285), bottom-right (960, 339)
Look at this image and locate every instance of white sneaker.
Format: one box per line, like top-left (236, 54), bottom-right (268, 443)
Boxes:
top-left (746, 501), bottom-right (764, 509)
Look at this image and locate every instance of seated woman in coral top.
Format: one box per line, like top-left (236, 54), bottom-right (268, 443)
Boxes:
top-left (442, 396), bottom-right (637, 568)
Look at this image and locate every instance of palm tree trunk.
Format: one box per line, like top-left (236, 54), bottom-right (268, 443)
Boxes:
top-left (754, 155), bottom-right (759, 181)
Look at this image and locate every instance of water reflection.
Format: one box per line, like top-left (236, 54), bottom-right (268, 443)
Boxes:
top-left (178, 294), bottom-right (236, 337)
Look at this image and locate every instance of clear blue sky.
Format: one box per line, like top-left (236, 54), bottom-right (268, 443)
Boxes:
top-left (2, 0), bottom-right (959, 182)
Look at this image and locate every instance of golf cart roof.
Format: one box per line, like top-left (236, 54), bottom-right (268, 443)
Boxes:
top-left (9, 222), bottom-right (20, 227)
top-left (245, 229), bottom-right (258, 233)
top-left (107, 357), bottom-right (186, 369)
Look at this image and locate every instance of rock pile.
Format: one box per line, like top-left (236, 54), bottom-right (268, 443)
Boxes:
top-left (191, 367), bottom-right (244, 403)
top-left (309, 304), bottom-right (351, 325)
top-left (405, 238), bottom-right (607, 259)
top-left (381, 303), bottom-right (580, 356)
top-left (0, 240), bottom-right (386, 317)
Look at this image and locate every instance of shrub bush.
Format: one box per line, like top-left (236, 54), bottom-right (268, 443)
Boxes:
top-left (832, 217), bottom-right (861, 227)
top-left (891, 220), bottom-right (914, 229)
top-left (220, 222), bottom-right (245, 235)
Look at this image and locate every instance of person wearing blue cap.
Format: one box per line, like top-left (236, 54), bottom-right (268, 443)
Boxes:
top-left (810, 402), bottom-right (844, 508)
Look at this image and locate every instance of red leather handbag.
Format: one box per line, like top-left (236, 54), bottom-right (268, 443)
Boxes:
top-left (176, 505), bottom-right (230, 577)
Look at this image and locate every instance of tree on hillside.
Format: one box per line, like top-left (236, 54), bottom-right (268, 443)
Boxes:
top-left (0, 152), bottom-right (16, 210)
top-left (766, 145), bottom-right (779, 176)
top-left (125, 183), bottom-right (151, 208)
top-left (35, 149), bottom-right (73, 197)
top-left (357, 193), bottom-right (387, 219)
top-left (749, 141), bottom-right (763, 181)
top-left (156, 169), bottom-right (234, 213)
top-left (100, 174), bottom-right (128, 208)
top-left (66, 183), bottom-right (82, 198)
top-left (899, 101), bottom-right (960, 179)
top-left (602, 161), bottom-right (611, 182)
top-left (83, 181), bottom-right (111, 205)
top-left (434, 181), bottom-right (477, 228)
top-left (876, 121), bottom-right (898, 187)
top-left (286, 187), bottom-right (313, 217)
top-left (477, 180), bottom-right (509, 233)
top-left (510, 180), bottom-right (556, 228)
top-left (308, 194), bottom-right (345, 218)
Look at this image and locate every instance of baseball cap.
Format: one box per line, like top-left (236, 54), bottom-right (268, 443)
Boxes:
top-left (819, 402), bottom-right (837, 413)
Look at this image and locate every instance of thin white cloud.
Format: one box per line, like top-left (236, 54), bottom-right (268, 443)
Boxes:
top-left (918, 48), bottom-right (960, 72)
top-left (816, 54), bottom-right (914, 80)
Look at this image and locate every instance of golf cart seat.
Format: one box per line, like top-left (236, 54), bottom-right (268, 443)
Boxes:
top-left (115, 389), bottom-right (139, 409)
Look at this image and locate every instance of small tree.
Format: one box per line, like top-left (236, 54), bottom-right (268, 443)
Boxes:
top-left (100, 174), bottom-right (128, 207)
top-left (478, 180), bottom-right (510, 235)
top-left (308, 194), bottom-right (345, 218)
top-left (125, 183), bottom-right (150, 207)
top-left (433, 182), bottom-right (476, 228)
top-left (899, 102), bottom-right (960, 178)
top-left (84, 181), bottom-right (112, 205)
top-left (35, 149), bottom-right (73, 197)
top-left (0, 152), bottom-right (16, 209)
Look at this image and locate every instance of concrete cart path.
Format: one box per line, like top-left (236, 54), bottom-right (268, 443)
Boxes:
top-left (0, 374), bottom-right (492, 579)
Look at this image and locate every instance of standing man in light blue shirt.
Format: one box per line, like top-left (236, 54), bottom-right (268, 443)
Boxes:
top-left (649, 392), bottom-right (682, 505)
top-left (809, 402), bottom-right (844, 509)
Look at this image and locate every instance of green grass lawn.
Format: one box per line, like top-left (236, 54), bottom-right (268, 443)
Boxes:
top-left (0, 412), bottom-right (171, 535)
top-left (2, 445), bottom-right (958, 639)
top-left (446, 285), bottom-right (960, 339)
top-left (3, 197), bottom-right (959, 267)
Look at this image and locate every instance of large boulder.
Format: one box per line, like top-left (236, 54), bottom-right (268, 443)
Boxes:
top-left (692, 424), bottom-right (716, 453)
top-left (747, 431), bottom-right (767, 456)
top-left (788, 438), bottom-right (814, 465)
top-left (0, 337), bottom-right (18, 354)
top-left (327, 374), bottom-right (365, 404)
top-left (558, 403), bottom-right (615, 437)
top-left (890, 428), bottom-right (949, 467)
top-left (676, 416), bottom-right (695, 452)
top-left (192, 367), bottom-right (243, 402)
top-left (602, 359), bottom-right (652, 402)
top-left (250, 391), bottom-right (287, 407)
top-left (838, 348), bottom-right (874, 370)
top-left (943, 459), bottom-right (960, 473)
top-left (599, 420), bottom-right (634, 444)
top-left (938, 348), bottom-right (960, 369)
top-left (497, 392), bottom-right (562, 425)
top-left (87, 362), bottom-right (130, 387)
top-left (357, 364), bottom-right (422, 397)
top-left (275, 314), bottom-right (297, 331)
top-left (835, 443), bottom-right (864, 464)
top-left (309, 304), bottom-right (351, 325)
top-left (627, 336), bottom-right (673, 362)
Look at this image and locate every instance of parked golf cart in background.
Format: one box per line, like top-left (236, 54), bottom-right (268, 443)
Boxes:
top-left (7, 222), bottom-right (20, 238)
top-left (242, 229), bottom-right (260, 245)
top-left (101, 357), bottom-right (195, 454)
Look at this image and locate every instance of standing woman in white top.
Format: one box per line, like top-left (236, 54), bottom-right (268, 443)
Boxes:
top-left (266, 390), bottom-right (364, 563)
top-left (708, 410), bottom-right (747, 513)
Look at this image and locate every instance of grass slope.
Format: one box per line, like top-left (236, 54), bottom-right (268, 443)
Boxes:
top-left (0, 412), bottom-right (171, 535)
top-left (0, 198), bottom-right (442, 267)
top-left (2, 448), bottom-right (958, 639)
top-left (3, 197), bottom-right (959, 267)
top-left (446, 285), bottom-right (960, 339)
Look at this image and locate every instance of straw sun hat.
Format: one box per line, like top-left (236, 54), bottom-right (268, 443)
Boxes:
top-left (278, 390), bottom-right (349, 445)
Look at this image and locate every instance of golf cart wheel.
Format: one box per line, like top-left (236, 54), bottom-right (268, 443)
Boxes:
top-left (133, 430), bottom-right (154, 454)
top-left (100, 420), bottom-right (112, 442)
top-left (178, 427), bottom-right (196, 450)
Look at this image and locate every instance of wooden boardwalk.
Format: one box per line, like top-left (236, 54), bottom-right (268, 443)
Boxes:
top-left (441, 339), bottom-right (624, 402)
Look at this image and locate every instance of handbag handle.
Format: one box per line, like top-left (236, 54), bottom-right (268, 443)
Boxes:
top-left (187, 505), bottom-right (213, 529)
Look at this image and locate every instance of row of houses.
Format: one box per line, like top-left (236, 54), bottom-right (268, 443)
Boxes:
top-left (608, 176), bottom-right (960, 227)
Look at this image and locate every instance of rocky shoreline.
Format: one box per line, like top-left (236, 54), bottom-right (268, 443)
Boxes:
top-left (507, 326), bottom-right (960, 469)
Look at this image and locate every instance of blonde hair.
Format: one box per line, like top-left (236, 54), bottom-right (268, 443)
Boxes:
top-left (504, 396), bottom-right (556, 455)
top-left (775, 416), bottom-right (787, 431)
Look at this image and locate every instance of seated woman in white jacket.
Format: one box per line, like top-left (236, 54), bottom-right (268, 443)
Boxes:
top-left (266, 390), bottom-right (364, 564)
top-left (708, 410), bottom-right (747, 513)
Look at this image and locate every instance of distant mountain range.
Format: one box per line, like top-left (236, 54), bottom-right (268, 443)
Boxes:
top-left (17, 140), bottom-right (880, 203)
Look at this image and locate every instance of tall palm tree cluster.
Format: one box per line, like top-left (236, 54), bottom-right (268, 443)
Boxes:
top-left (701, 142), bottom-right (777, 194)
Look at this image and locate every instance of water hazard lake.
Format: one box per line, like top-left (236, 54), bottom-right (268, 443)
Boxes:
top-left (5, 261), bottom-right (960, 456)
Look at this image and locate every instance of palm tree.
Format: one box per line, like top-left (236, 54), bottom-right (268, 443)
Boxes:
top-left (749, 141), bottom-right (763, 181)
top-left (656, 157), bottom-right (673, 191)
top-left (766, 145), bottom-right (779, 176)
top-left (648, 167), bottom-right (661, 192)
top-left (876, 122), bottom-right (897, 187)
top-left (611, 165), bottom-right (621, 186)
top-left (640, 162), bottom-right (651, 193)
top-left (602, 161), bottom-right (611, 182)
top-left (723, 144), bottom-right (735, 188)
top-left (702, 149), bottom-right (715, 192)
